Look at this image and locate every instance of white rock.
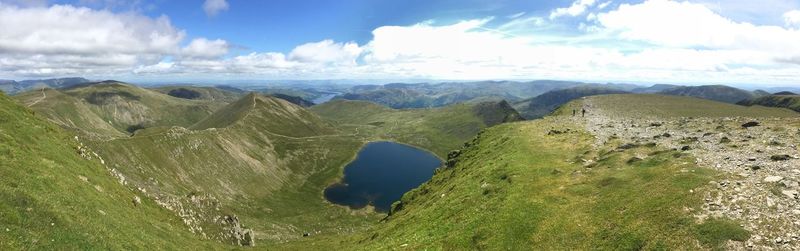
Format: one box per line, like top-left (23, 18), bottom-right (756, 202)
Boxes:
top-left (782, 190), bottom-right (798, 199)
top-left (764, 176), bottom-right (784, 183)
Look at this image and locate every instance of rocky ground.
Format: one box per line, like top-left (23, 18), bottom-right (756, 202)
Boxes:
top-left (576, 101), bottom-right (800, 250)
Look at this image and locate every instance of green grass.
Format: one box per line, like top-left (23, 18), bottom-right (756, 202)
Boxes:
top-left (0, 92), bottom-right (218, 249)
top-left (310, 100), bottom-right (520, 157)
top-left (13, 83), bottom-right (231, 137)
top-left (738, 94), bottom-right (800, 113)
top-left (556, 94), bottom-right (798, 118)
top-left (694, 219), bottom-right (751, 249)
top-left (342, 118), bottom-right (748, 250)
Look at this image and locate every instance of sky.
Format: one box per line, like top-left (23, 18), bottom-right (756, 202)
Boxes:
top-left (1, 0), bottom-right (800, 86)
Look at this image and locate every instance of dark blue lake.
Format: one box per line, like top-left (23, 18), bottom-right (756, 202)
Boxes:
top-left (324, 141), bottom-right (442, 212)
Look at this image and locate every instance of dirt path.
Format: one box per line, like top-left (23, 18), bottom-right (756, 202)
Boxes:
top-left (27, 88), bottom-right (47, 107)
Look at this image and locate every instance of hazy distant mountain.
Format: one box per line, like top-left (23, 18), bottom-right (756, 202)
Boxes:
top-left (0, 79), bottom-right (20, 94)
top-left (333, 80), bottom-right (624, 109)
top-left (513, 86), bottom-right (629, 119)
top-left (18, 77), bottom-right (91, 91)
top-left (269, 93), bottom-right (315, 107)
top-left (631, 84), bottom-right (682, 93)
top-left (657, 85), bottom-right (757, 103)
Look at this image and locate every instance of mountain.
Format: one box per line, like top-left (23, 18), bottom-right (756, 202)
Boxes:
top-left (0, 92), bottom-right (218, 249)
top-left (311, 99), bottom-right (521, 156)
top-left (0, 79), bottom-right (20, 94)
top-left (737, 93), bottom-right (800, 113)
top-left (268, 93), bottom-right (315, 107)
top-left (631, 84), bottom-right (682, 93)
top-left (333, 80), bottom-right (610, 109)
top-left (12, 77), bottom-right (92, 93)
top-left (47, 81), bottom-right (224, 134)
top-left (335, 88), bottom-right (433, 108)
top-left (657, 85), bottom-right (757, 103)
top-left (153, 86), bottom-right (244, 103)
top-left (513, 86), bottom-right (629, 119)
top-left (773, 91), bottom-right (796, 95)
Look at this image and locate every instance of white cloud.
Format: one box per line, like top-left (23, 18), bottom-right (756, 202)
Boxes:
top-left (288, 40), bottom-right (362, 65)
top-left (203, 0), bottom-right (228, 17)
top-left (596, 0), bottom-right (800, 54)
top-left (507, 12), bottom-right (525, 19)
top-left (4, 1), bottom-right (800, 85)
top-left (785, 10), bottom-right (800, 28)
top-left (550, 0), bottom-right (597, 19)
top-left (181, 38), bottom-right (229, 59)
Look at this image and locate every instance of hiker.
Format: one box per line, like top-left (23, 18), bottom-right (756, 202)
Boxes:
top-left (572, 109), bottom-right (576, 116)
top-left (582, 108), bottom-right (586, 117)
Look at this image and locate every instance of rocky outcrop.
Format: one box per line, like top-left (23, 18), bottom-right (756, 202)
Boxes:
top-left (223, 215), bottom-right (255, 246)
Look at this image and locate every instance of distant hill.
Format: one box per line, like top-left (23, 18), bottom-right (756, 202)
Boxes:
top-left (152, 85), bottom-right (244, 103)
top-left (191, 93), bottom-right (332, 137)
top-left (311, 100), bottom-right (521, 156)
top-left (657, 85), bottom-right (757, 103)
top-left (333, 80), bottom-right (605, 109)
top-left (773, 91), bottom-right (796, 95)
top-left (631, 84), bottom-right (682, 93)
top-left (556, 94), bottom-right (797, 118)
top-left (737, 94), bottom-right (800, 113)
top-left (0, 77), bottom-right (91, 94)
top-left (513, 86), bottom-right (628, 119)
top-left (15, 81), bottom-right (227, 136)
top-left (268, 93), bottom-right (315, 107)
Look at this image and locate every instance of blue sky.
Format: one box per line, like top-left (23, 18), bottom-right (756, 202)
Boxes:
top-left (2, 0), bottom-right (800, 85)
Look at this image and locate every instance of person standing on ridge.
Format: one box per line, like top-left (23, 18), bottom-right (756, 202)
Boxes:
top-left (582, 108), bottom-right (586, 117)
top-left (572, 109), bottom-right (576, 116)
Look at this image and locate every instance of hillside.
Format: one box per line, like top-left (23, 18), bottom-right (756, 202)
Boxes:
top-left (335, 88), bottom-right (433, 108)
top-left (325, 94), bottom-right (800, 250)
top-left (93, 93), bottom-right (376, 245)
top-left (631, 84), bottom-right (681, 93)
top-left (334, 80), bottom-right (603, 109)
top-left (657, 85), bottom-right (757, 103)
top-left (153, 86), bottom-right (244, 103)
top-left (737, 94), bottom-right (800, 113)
top-left (355, 118), bottom-right (727, 249)
top-left (0, 92), bottom-right (216, 249)
top-left (556, 94), bottom-right (797, 118)
top-left (513, 86), bottom-right (628, 119)
top-left (311, 100), bottom-right (522, 156)
top-left (14, 81), bottom-right (228, 136)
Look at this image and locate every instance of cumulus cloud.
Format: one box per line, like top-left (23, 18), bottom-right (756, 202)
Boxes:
top-left (4, 1), bottom-right (800, 85)
top-left (203, 0), bottom-right (228, 17)
top-left (785, 10), bottom-right (800, 28)
top-left (181, 38), bottom-right (229, 59)
top-left (596, 0), bottom-right (800, 54)
top-left (550, 0), bottom-right (597, 19)
top-left (288, 40), bottom-right (362, 65)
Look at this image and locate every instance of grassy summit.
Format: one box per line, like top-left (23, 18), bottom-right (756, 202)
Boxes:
top-left (556, 94), bottom-right (797, 118)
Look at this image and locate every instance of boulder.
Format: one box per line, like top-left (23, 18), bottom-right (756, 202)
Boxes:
top-left (741, 121), bottom-right (760, 128)
top-left (770, 155), bottom-right (791, 161)
top-left (764, 176), bottom-right (784, 183)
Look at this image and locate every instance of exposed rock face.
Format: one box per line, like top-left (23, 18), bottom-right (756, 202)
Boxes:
top-left (223, 215), bottom-right (255, 246)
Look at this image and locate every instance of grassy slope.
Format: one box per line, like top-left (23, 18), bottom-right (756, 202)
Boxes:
top-left (192, 93), bottom-right (335, 137)
top-left (657, 85), bottom-right (756, 104)
top-left (513, 86), bottom-right (628, 119)
top-left (95, 94), bottom-right (379, 244)
top-left (60, 82), bottom-right (227, 132)
top-left (349, 116), bottom-right (743, 250)
top-left (310, 100), bottom-right (520, 157)
top-left (14, 88), bottom-right (126, 139)
top-left (152, 86), bottom-right (244, 103)
top-left (556, 94), bottom-right (798, 118)
top-left (738, 94), bottom-right (800, 113)
top-left (0, 93), bottom-right (216, 250)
